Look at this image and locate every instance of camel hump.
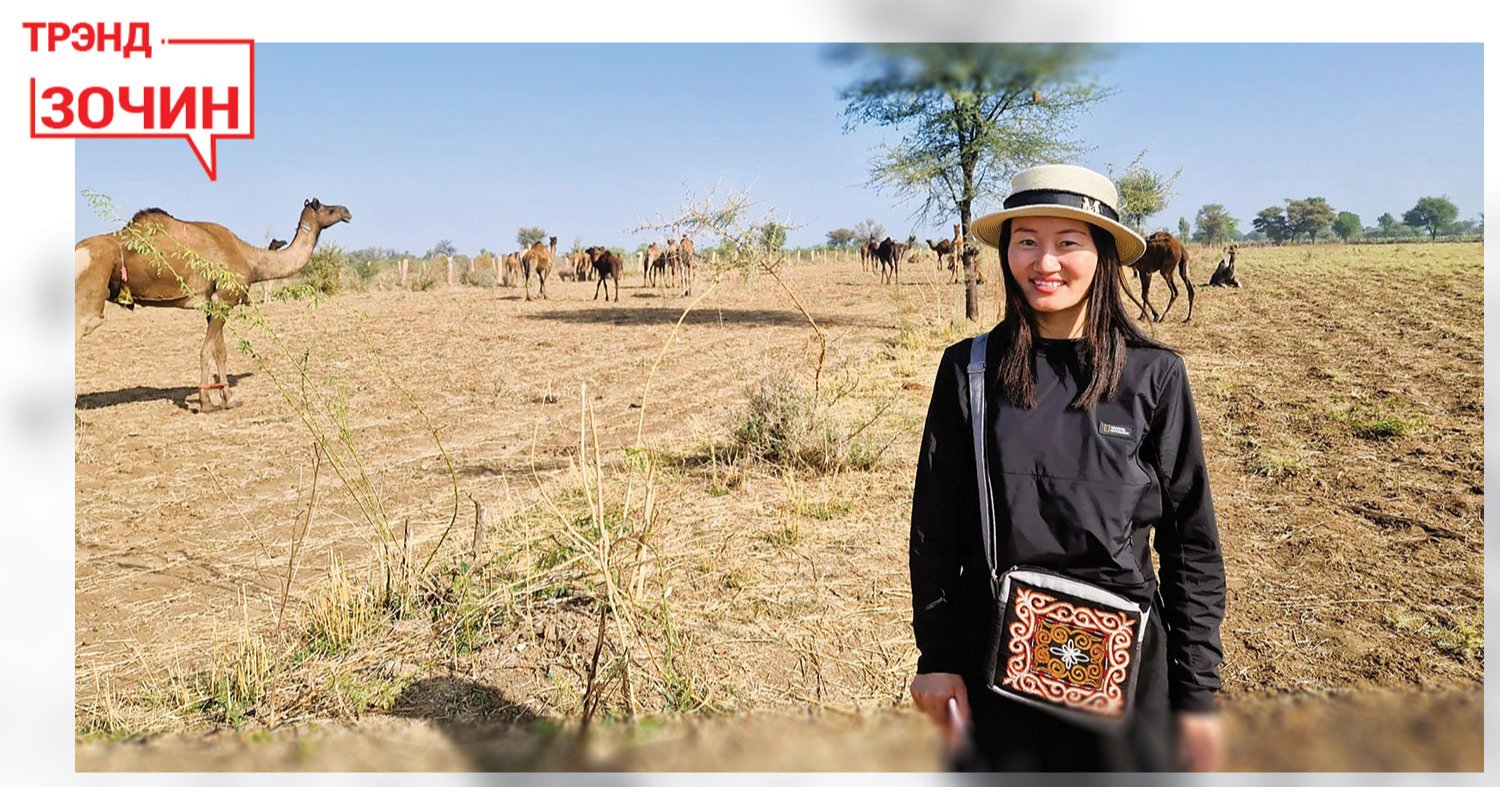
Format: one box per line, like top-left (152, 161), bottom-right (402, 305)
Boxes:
top-left (130, 207), bottom-right (173, 224)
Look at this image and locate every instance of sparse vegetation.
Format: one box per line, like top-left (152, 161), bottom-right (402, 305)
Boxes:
top-left (1326, 398), bottom-right (1421, 439)
top-left (730, 375), bottom-right (881, 473)
top-left (75, 238), bottom-right (1483, 770)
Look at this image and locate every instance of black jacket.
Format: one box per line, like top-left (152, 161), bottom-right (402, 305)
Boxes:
top-left (909, 331), bottom-right (1226, 712)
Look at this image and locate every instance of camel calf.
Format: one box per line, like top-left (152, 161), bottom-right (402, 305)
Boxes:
top-left (1209, 245), bottom-right (1241, 288)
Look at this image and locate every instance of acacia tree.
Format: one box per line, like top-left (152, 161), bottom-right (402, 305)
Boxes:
top-left (826, 228), bottom-right (859, 249)
top-left (839, 44), bottom-right (1112, 320)
top-left (1110, 149), bottom-right (1182, 233)
top-left (1403, 196), bottom-right (1459, 240)
top-left (516, 226), bottom-right (547, 248)
top-left (1193, 204), bottom-right (1237, 246)
top-left (427, 239), bottom-right (456, 258)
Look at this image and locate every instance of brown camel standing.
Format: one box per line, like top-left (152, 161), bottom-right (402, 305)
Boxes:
top-left (663, 237), bottom-right (680, 288)
top-left (586, 246), bottom-right (623, 301)
top-left (501, 253), bottom-right (521, 287)
top-left (74, 198), bottom-right (352, 411)
top-left (1124, 231), bottom-right (1196, 322)
top-left (521, 236), bottom-right (557, 301)
top-left (645, 241), bottom-right (664, 287)
top-left (926, 237), bottom-right (954, 273)
top-left (859, 239), bottom-right (879, 273)
top-left (677, 235), bottom-right (696, 296)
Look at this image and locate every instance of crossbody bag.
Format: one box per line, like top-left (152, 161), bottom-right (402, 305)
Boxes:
top-left (966, 330), bottom-right (1149, 729)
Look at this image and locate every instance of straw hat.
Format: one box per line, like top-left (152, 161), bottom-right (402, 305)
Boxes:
top-left (971, 164), bottom-right (1146, 265)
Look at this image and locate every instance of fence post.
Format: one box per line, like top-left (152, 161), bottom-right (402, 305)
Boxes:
top-left (399, 257), bottom-right (409, 288)
top-left (447, 254), bottom-right (454, 287)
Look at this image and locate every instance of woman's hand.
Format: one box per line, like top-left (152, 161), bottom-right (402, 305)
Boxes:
top-left (1176, 711), bottom-right (1225, 771)
top-left (910, 672), bottom-right (969, 730)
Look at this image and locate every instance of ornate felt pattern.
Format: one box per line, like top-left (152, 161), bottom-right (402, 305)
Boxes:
top-left (1000, 584), bottom-right (1137, 719)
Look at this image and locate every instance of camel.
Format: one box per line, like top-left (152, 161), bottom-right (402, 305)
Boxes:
top-left (663, 238), bottom-right (681, 288)
top-left (859, 239), bottom-right (879, 273)
top-left (75, 198), bottom-right (352, 411)
top-left (645, 241), bottom-right (665, 287)
top-left (501, 253), bottom-right (522, 288)
top-left (948, 223), bottom-right (984, 285)
top-left (521, 236), bottom-right (557, 301)
top-left (677, 235), bottom-right (696, 296)
top-left (586, 246), bottom-right (623, 301)
top-left (1208, 244), bottom-right (1241, 288)
top-left (268, 239), bottom-right (287, 251)
top-left (875, 235), bottom-right (914, 285)
top-left (926, 237), bottom-right (955, 274)
top-left (1123, 231), bottom-right (1195, 323)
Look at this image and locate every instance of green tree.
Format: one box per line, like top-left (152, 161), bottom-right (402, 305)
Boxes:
top-left (760, 221), bottom-right (788, 251)
top-left (516, 226), bottom-right (547, 248)
top-left (1332, 211), bottom-right (1362, 242)
top-left (1253, 206), bottom-right (1292, 244)
top-left (1110, 149), bottom-right (1182, 233)
top-left (826, 228), bottom-right (860, 249)
top-left (1377, 212), bottom-right (1397, 239)
top-left (838, 43), bottom-right (1112, 320)
top-left (1402, 196), bottom-right (1459, 240)
top-left (1192, 204), bottom-right (1237, 246)
top-left (427, 239), bottom-right (456, 258)
top-left (1285, 197), bottom-right (1336, 242)
top-left (1177, 217), bottom-right (1191, 240)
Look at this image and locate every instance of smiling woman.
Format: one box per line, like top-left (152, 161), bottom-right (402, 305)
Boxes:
top-left (1003, 215), bottom-right (1100, 338)
top-left (907, 164), bottom-right (1227, 773)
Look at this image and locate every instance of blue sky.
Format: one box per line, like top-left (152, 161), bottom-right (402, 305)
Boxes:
top-left (74, 43), bottom-right (1482, 254)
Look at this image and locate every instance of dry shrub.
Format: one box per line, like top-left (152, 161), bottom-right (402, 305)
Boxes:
top-left (731, 374), bottom-right (880, 473)
top-left (465, 268), bottom-right (499, 289)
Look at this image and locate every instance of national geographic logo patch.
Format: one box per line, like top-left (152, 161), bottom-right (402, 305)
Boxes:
top-left (1098, 422), bottom-right (1133, 439)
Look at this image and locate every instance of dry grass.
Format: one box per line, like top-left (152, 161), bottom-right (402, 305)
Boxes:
top-left (75, 241), bottom-right (1483, 769)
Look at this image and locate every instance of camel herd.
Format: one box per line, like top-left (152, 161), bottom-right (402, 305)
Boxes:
top-left (75, 198), bottom-right (1245, 412)
top-left (491, 234), bottom-right (696, 303)
top-left (856, 224), bottom-right (981, 287)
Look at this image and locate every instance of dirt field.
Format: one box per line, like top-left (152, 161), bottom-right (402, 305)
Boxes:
top-left (75, 242), bottom-right (1483, 771)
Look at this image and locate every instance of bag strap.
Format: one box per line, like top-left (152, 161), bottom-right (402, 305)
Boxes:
top-left (966, 330), bottom-right (999, 586)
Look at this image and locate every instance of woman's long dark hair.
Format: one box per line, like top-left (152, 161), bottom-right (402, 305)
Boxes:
top-left (995, 219), bottom-right (1174, 409)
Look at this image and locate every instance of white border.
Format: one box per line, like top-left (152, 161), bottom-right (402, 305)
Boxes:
top-left (2, 1), bottom-right (1491, 784)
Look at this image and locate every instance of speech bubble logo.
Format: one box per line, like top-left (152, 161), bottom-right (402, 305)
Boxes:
top-left (27, 30), bottom-right (254, 180)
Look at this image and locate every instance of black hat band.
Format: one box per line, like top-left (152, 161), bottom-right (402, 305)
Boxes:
top-left (1002, 189), bottom-right (1120, 223)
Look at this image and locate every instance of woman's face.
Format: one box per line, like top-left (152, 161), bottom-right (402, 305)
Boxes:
top-left (1006, 216), bottom-right (1100, 320)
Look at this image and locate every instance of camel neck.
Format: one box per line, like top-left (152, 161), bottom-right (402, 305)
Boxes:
top-left (248, 222), bottom-right (320, 283)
